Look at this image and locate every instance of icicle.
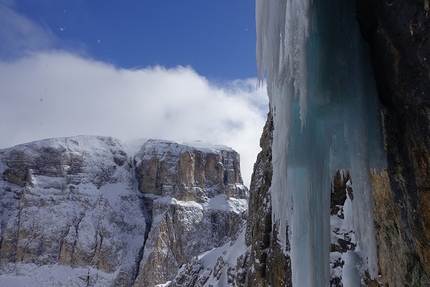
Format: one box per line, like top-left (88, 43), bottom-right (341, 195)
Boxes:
top-left (256, 0), bottom-right (386, 285)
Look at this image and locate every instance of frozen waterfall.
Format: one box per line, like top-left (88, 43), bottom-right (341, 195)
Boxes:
top-left (256, 0), bottom-right (386, 286)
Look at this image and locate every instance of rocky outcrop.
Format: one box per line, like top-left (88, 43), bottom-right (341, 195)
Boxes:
top-left (134, 140), bottom-right (246, 201)
top-left (371, 167), bottom-right (430, 286)
top-left (133, 140), bottom-right (248, 286)
top-left (330, 171), bottom-right (354, 287)
top-left (244, 111), bottom-right (291, 287)
top-left (167, 111), bottom-right (290, 287)
top-left (357, 0), bottom-right (430, 285)
top-left (0, 137), bottom-right (247, 287)
top-left (330, 170), bottom-right (381, 287)
top-left (166, 228), bottom-right (250, 287)
top-left (133, 196), bottom-right (247, 287)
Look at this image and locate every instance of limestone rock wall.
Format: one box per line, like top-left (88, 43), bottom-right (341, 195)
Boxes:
top-left (0, 136), bottom-right (147, 286)
top-left (134, 140), bottom-right (247, 201)
top-left (133, 140), bottom-right (248, 286)
top-left (133, 196), bottom-right (247, 287)
top-left (357, 0), bottom-right (430, 285)
top-left (244, 111), bottom-right (291, 287)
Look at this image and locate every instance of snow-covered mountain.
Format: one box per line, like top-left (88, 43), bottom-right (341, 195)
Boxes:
top-left (0, 136), bottom-right (247, 287)
top-left (0, 124), bottom-right (373, 287)
top-left (2, 0), bottom-right (430, 284)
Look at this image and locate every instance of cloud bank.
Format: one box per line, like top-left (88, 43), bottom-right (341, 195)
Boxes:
top-left (0, 52), bottom-right (268, 185)
top-left (0, 1), bottom-right (268, 186)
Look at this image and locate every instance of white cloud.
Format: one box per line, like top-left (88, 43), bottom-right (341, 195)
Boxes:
top-left (0, 52), bottom-right (268, 186)
top-left (0, 1), bottom-right (57, 59)
top-left (0, 2), bottom-right (269, 186)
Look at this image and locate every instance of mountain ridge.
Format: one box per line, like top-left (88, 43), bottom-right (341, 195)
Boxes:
top-left (0, 135), bottom-right (247, 287)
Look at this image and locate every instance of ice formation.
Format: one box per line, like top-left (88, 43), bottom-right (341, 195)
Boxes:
top-left (256, 0), bottom-right (386, 286)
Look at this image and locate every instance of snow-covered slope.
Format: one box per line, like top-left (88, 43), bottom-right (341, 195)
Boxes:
top-left (0, 136), bottom-right (248, 287)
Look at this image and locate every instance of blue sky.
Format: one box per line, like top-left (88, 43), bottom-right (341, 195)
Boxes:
top-left (0, 0), bottom-right (267, 185)
top-left (6, 0), bottom-right (257, 81)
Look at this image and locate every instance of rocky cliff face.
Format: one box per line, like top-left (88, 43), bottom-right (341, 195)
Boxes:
top-left (164, 113), bottom-right (276, 287)
top-left (244, 112), bottom-right (291, 287)
top-left (0, 136), bottom-right (247, 287)
top-left (0, 136), bottom-right (146, 286)
top-left (134, 140), bottom-right (246, 201)
top-left (132, 140), bottom-right (248, 286)
top-left (356, 0), bottom-right (430, 285)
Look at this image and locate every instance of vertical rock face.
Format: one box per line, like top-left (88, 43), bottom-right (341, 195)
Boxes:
top-left (164, 117), bottom-right (275, 287)
top-left (132, 195), bottom-right (247, 287)
top-left (167, 111), bottom-right (290, 287)
top-left (0, 136), bottom-right (147, 286)
top-left (133, 140), bottom-right (248, 287)
top-left (244, 111), bottom-right (291, 287)
top-left (134, 140), bottom-right (247, 201)
top-left (370, 169), bottom-right (418, 287)
top-left (357, 0), bottom-right (430, 285)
